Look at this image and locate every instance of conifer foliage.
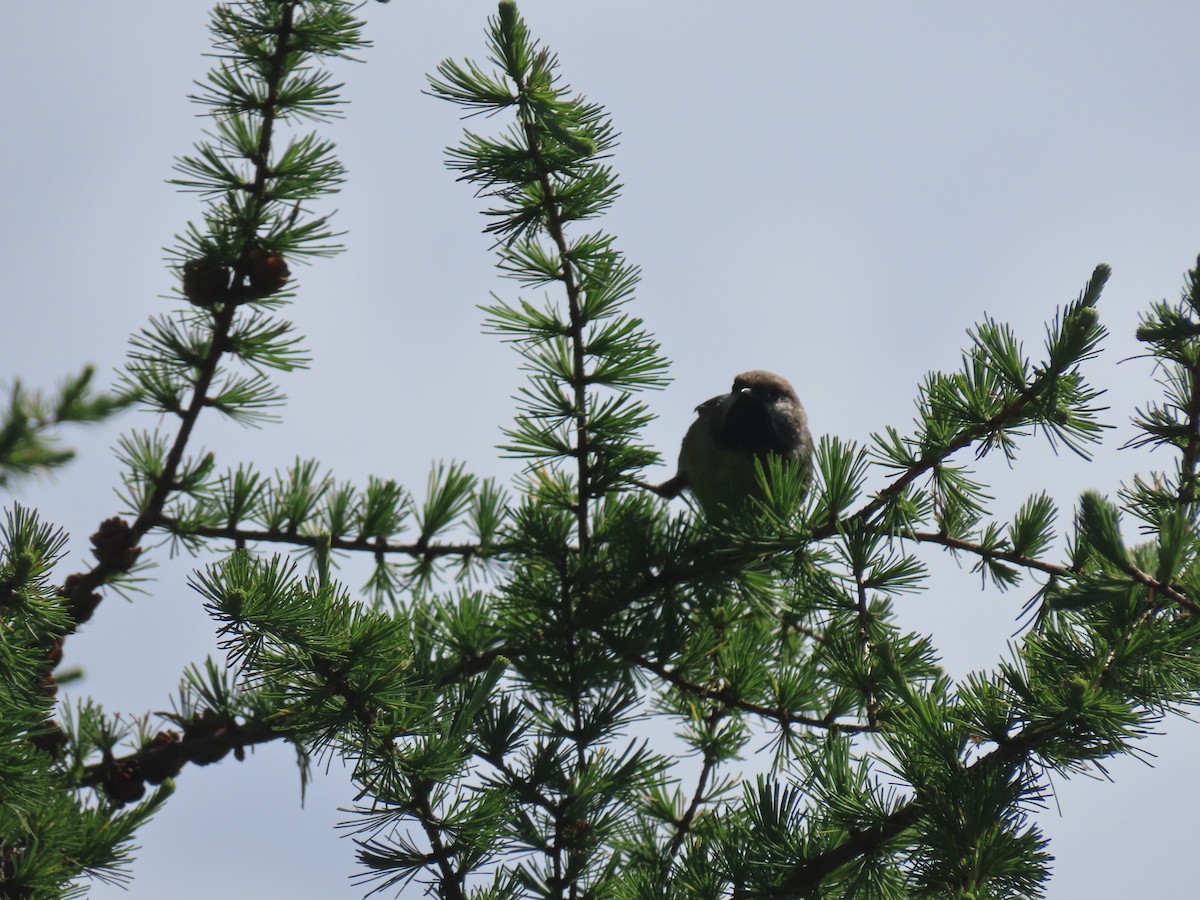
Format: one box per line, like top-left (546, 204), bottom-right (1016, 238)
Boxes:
top-left (4, 2), bottom-right (1200, 897)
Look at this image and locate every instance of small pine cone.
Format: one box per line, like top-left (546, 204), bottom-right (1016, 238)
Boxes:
top-left (102, 758), bottom-right (146, 806)
top-left (181, 257), bottom-right (231, 306)
top-left (70, 590), bottom-right (102, 624)
top-left (569, 820), bottom-right (592, 839)
top-left (40, 639), bottom-right (64, 698)
top-left (90, 517), bottom-right (142, 571)
top-left (61, 573), bottom-right (102, 624)
top-left (45, 637), bottom-right (64, 667)
top-left (140, 729), bottom-right (185, 784)
top-left (184, 709), bottom-right (231, 765)
top-left (244, 246), bottom-right (290, 295)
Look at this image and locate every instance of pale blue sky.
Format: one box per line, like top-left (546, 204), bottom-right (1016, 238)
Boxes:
top-left (4, 2), bottom-right (1200, 896)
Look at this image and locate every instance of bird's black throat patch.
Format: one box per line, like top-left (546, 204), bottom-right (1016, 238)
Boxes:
top-left (716, 393), bottom-right (792, 455)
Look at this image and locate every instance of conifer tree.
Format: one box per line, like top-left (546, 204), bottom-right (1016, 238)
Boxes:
top-left (4, 3), bottom-right (1200, 898)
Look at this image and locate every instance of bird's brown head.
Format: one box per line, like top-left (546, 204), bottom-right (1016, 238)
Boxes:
top-left (730, 370), bottom-right (800, 406)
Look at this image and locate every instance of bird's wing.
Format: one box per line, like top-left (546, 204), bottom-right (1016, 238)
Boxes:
top-left (694, 394), bottom-right (726, 428)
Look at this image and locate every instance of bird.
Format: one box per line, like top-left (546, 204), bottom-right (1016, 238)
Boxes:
top-left (653, 370), bottom-right (813, 517)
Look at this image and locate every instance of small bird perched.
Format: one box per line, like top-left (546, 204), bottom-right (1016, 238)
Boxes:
top-left (654, 370), bottom-right (813, 516)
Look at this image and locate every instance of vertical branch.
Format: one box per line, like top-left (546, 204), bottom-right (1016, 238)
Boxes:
top-left (507, 32), bottom-right (596, 889)
top-left (666, 710), bottom-right (721, 860)
top-left (853, 572), bottom-right (878, 729)
top-left (409, 777), bottom-right (467, 900)
top-left (1176, 266), bottom-right (1200, 505)
top-left (431, 6), bottom-right (668, 895)
top-left (1176, 354), bottom-right (1200, 505)
top-left (511, 80), bottom-right (592, 555)
top-left (141, 1), bottom-right (296, 535)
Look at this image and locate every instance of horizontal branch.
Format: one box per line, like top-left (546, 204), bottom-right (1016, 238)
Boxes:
top-left (765, 801), bottom-right (924, 896)
top-left (768, 711), bottom-right (1065, 895)
top-left (80, 718), bottom-right (286, 799)
top-left (908, 529), bottom-right (1200, 615)
top-left (1119, 559), bottom-right (1200, 615)
top-left (767, 560), bottom-right (1159, 896)
top-left (907, 530), bottom-right (1071, 577)
top-left (156, 516), bottom-right (496, 561)
top-left (610, 635), bottom-right (876, 735)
